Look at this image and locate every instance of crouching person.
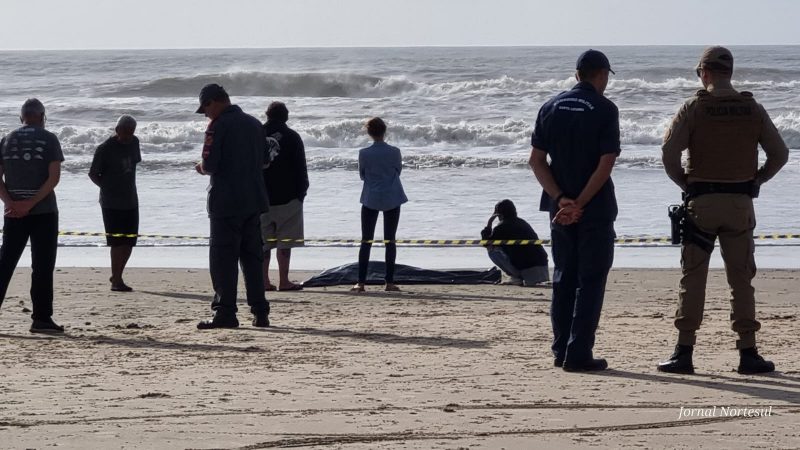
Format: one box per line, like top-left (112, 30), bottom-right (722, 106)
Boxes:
top-left (482, 199), bottom-right (549, 286)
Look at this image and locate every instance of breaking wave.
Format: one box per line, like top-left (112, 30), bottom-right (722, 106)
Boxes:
top-left (101, 72), bottom-right (420, 98)
top-left (98, 71), bottom-right (800, 99)
top-left (5, 110), bottom-right (796, 161)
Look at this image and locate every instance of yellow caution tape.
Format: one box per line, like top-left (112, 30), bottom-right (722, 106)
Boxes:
top-left (36, 231), bottom-right (800, 246)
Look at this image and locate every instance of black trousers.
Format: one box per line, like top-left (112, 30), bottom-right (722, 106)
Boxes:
top-left (358, 206), bottom-right (401, 283)
top-left (0, 212), bottom-right (59, 321)
top-left (550, 220), bottom-right (615, 364)
top-left (209, 213), bottom-right (269, 317)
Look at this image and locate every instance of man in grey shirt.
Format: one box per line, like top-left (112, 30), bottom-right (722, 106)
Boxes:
top-left (0, 99), bottom-right (65, 333)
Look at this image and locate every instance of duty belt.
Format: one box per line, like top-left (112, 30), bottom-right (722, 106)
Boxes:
top-left (685, 181), bottom-right (758, 200)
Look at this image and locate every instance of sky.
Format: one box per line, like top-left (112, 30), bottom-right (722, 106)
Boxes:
top-left (0, 0), bottom-right (798, 50)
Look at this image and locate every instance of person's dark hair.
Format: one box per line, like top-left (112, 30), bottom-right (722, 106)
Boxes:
top-left (495, 199), bottom-right (517, 219)
top-left (577, 68), bottom-right (604, 81)
top-left (366, 117), bottom-right (387, 139)
top-left (266, 101), bottom-right (289, 123)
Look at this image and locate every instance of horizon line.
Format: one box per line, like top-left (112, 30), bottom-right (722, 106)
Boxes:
top-left (2, 43), bottom-right (800, 52)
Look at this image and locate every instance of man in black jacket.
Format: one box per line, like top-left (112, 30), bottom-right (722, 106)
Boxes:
top-left (260, 102), bottom-right (309, 291)
top-left (194, 84), bottom-right (270, 329)
top-left (481, 199), bottom-right (549, 286)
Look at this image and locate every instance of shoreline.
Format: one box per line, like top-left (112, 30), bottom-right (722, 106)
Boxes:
top-left (8, 244), bottom-right (800, 270)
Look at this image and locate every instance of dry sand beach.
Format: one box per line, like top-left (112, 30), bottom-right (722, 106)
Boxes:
top-left (0, 267), bottom-right (798, 449)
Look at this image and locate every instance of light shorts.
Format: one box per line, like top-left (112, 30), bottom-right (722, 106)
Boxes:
top-left (260, 199), bottom-right (305, 251)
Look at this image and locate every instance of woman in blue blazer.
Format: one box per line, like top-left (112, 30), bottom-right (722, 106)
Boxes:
top-left (351, 118), bottom-right (408, 292)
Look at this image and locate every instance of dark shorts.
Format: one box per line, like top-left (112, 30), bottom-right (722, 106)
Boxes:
top-left (101, 208), bottom-right (139, 247)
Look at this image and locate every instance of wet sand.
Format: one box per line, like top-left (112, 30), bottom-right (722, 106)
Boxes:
top-left (0, 268), bottom-right (798, 449)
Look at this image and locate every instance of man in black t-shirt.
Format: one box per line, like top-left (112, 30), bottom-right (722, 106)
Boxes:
top-left (481, 200), bottom-right (549, 286)
top-left (89, 115), bottom-right (141, 292)
top-left (0, 99), bottom-right (65, 333)
top-left (260, 102), bottom-right (309, 291)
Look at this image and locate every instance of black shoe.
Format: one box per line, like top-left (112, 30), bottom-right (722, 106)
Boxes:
top-left (563, 358), bottom-right (608, 372)
top-left (111, 283), bottom-right (133, 292)
top-left (738, 347), bottom-right (775, 374)
top-left (657, 344), bottom-right (695, 374)
top-left (30, 319), bottom-right (65, 334)
top-left (252, 314), bottom-right (270, 328)
top-left (554, 357), bottom-right (564, 368)
top-left (197, 315), bottom-right (239, 330)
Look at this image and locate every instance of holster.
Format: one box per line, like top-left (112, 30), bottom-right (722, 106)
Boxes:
top-left (667, 202), bottom-right (716, 253)
top-left (682, 214), bottom-right (716, 253)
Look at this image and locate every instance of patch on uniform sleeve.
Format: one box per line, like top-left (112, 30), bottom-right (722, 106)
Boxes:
top-left (740, 91), bottom-right (754, 97)
top-left (202, 129), bottom-right (214, 159)
top-left (695, 89), bottom-right (710, 97)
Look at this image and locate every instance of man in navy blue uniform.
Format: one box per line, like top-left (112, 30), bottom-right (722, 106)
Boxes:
top-left (529, 50), bottom-right (620, 372)
top-left (194, 84), bottom-right (270, 329)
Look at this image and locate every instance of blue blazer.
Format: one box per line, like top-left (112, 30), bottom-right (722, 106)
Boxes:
top-left (358, 141), bottom-right (408, 211)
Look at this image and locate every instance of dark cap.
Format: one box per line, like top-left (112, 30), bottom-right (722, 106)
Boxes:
top-left (576, 49), bottom-right (615, 75)
top-left (195, 83), bottom-right (229, 114)
top-left (696, 46), bottom-right (733, 73)
top-left (21, 98), bottom-right (45, 116)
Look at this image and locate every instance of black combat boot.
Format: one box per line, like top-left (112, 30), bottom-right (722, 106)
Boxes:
top-left (657, 344), bottom-right (694, 374)
top-left (737, 347), bottom-right (775, 374)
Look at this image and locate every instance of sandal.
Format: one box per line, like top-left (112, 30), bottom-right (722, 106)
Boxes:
top-left (264, 284), bottom-right (277, 292)
top-left (384, 283), bottom-right (401, 292)
top-left (349, 284), bottom-right (365, 293)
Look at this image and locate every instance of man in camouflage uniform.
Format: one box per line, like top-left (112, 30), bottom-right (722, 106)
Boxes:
top-left (658, 47), bottom-right (789, 374)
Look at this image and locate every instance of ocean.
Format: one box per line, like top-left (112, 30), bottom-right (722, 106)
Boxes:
top-left (0, 46), bottom-right (798, 269)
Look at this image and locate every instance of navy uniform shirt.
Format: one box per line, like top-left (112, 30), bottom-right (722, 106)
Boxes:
top-left (531, 81), bottom-right (621, 222)
top-left (201, 105), bottom-right (270, 218)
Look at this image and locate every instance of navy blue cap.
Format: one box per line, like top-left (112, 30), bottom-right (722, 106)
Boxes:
top-left (576, 49), bottom-right (615, 75)
top-left (196, 83), bottom-right (228, 114)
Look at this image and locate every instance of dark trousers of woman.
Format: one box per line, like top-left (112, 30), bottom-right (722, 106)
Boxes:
top-left (0, 213), bottom-right (59, 321)
top-left (358, 206), bottom-right (401, 284)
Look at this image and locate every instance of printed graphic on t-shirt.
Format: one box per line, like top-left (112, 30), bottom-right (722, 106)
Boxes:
top-left (0, 126), bottom-right (64, 215)
top-left (265, 132), bottom-right (281, 167)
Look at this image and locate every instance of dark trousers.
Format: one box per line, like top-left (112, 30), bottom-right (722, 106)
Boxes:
top-left (358, 206), bottom-right (401, 283)
top-left (550, 220), bottom-right (615, 364)
top-left (209, 213), bottom-right (269, 317)
top-left (0, 213), bottom-right (58, 321)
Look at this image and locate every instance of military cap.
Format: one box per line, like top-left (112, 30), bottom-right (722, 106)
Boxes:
top-left (696, 46), bottom-right (734, 73)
